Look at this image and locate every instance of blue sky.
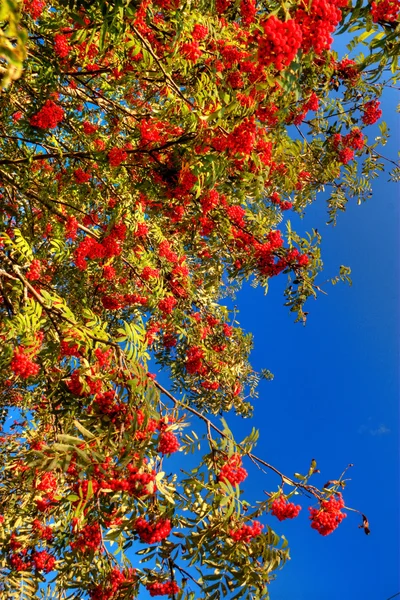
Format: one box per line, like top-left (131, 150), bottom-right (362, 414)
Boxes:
top-left (229, 82), bottom-right (399, 599)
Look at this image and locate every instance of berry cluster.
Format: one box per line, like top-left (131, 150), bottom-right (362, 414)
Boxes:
top-left (10, 348), bottom-right (40, 379)
top-left (70, 523), bottom-right (102, 553)
top-left (256, 103), bottom-right (279, 126)
top-left (90, 568), bottom-right (136, 600)
top-left (32, 550), bottom-right (55, 573)
top-left (180, 42), bottom-right (202, 62)
top-left (73, 168), bottom-right (91, 184)
top-left (32, 519), bottom-right (53, 541)
top-left (158, 240), bottom-right (178, 263)
top-left (218, 454), bottom-right (248, 486)
top-left (258, 16), bottom-right (302, 71)
top-left (29, 100), bottom-right (64, 129)
top-left (135, 222), bottom-right (149, 237)
top-left (158, 431), bottom-right (180, 455)
top-left (54, 34), bottom-right (71, 58)
top-left (227, 205), bottom-right (246, 227)
top-left (74, 228), bottom-right (125, 270)
top-left (185, 345), bottom-right (205, 374)
top-left (135, 517), bottom-right (171, 544)
top-left (331, 128), bottom-right (365, 164)
top-left (309, 493), bottom-right (347, 536)
top-left (336, 58), bottom-right (360, 83)
top-left (240, 0), bottom-right (257, 25)
top-left (229, 520), bottom-right (263, 542)
top-left (192, 24), bottom-right (208, 40)
top-left (26, 259), bottom-right (42, 281)
top-left (219, 117), bottom-right (257, 156)
top-left (146, 581), bottom-right (180, 597)
top-left (23, 0), bottom-right (46, 20)
top-left (83, 121), bottom-right (99, 135)
top-left (270, 497), bottom-right (302, 521)
top-left (371, 0), bottom-right (400, 22)
top-left (362, 99), bottom-right (382, 125)
top-left (142, 266), bottom-right (159, 280)
top-left (200, 380), bottom-right (220, 390)
top-left (270, 192), bottom-right (293, 212)
top-left (35, 472), bottom-right (57, 492)
top-left (108, 147), bottom-right (128, 167)
top-left (295, 0), bottom-right (348, 55)
top-left (158, 296), bottom-right (177, 315)
top-left (65, 215), bottom-right (78, 240)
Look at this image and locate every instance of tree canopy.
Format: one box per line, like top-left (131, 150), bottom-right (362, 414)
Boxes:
top-left (0, 0), bottom-right (398, 598)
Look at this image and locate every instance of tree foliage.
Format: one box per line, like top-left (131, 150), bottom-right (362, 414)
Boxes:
top-left (0, 0), bottom-right (397, 598)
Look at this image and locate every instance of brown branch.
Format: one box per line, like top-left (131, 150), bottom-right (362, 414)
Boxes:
top-left (131, 25), bottom-right (194, 108)
top-left (152, 380), bottom-right (320, 496)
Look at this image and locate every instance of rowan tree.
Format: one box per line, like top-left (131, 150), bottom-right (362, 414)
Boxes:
top-left (0, 0), bottom-right (398, 598)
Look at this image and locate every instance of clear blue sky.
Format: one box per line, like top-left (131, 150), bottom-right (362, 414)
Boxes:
top-left (230, 82), bottom-right (399, 599)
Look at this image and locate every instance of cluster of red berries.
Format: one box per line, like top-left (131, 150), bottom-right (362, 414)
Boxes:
top-left (371, 0), bottom-right (400, 22)
top-left (91, 390), bottom-right (128, 424)
top-left (158, 240), bottom-right (179, 263)
top-left (218, 454), bottom-right (248, 486)
top-left (240, 0), bottom-right (257, 25)
top-left (362, 99), bottom-right (382, 125)
top-left (70, 457), bottom-right (157, 498)
top-left (146, 580), bottom-right (180, 597)
top-left (331, 128), bottom-right (365, 164)
top-left (102, 265), bottom-right (116, 280)
top-left (142, 266), bottom-right (160, 280)
top-left (180, 41), bottom-right (202, 62)
top-left (94, 347), bottom-right (112, 367)
top-left (200, 380), bottom-right (220, 390)
top-left (227, 205), bottom-right (246, 227)
top-left (35, 471), bottom-right (57, 492)
top-left (222, 117), bottom-right (258, 157)
top-left (65, 215), bottom-right (78, 240)
top-left (158, 296), bottom-right (177, 315)
top-left (216, 0), bottom-right (232, 13)
top-left (135, 222), bottom-right (149, 237)
top-left (83, 121), bottom-right (99, 135)
top-left (158, 430), bottom-right (180, 455)
top-left (135, 517), bottom-right (171, 544)
top-left (32, 550), bottom-right (55, 573)
top-left (100, 293), bottom-right (142, 311)
top-left (295, 0), bottom-right (348, 55)
top-left (70, 523), bottom-right (102, 553)
top-left (10, 348), bottom-right (40, 379)
top-left (10, 553), bottom-right (29, 572)
top-left (258, 16), bottom-right (302, 71)
top-left (231, 224), bottom-right (309, 277)
top-left (26, 259), bottom-right (42, 281)
top-left (108, 147), bottom-right (128, 167)
top-left (29, 100), bottom-right (64, 129)
top-left (90, 568), bottom-right (136, 600)
top-left (185, 345), bottom-right (205, 374)
top-left (270, 192), bottom-right (293, 212)
top-left (270, 497), bottom-right (302, 521)
top-left (336, 58), bottom-right (360, 83)
top-left (229, 520), bottom-right (263, 542)
top-left (32, 519), bottom-right (53, 541)
top-left (23, 0), bottom-right (46, 20)
top-left (309, 493), bottom-right (347, 536)
top-left (54, 34), bottom-right (71, 58)
top-left (10, 549), bottom-right (55, 574)
top-left (74, 227), bottom-right (125, 270)
top-left (73, 168), bottom-right (91, 184)
top-left (192, 24), bottom-right (208, 40)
